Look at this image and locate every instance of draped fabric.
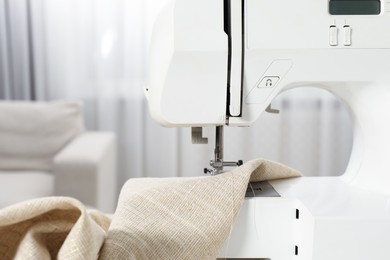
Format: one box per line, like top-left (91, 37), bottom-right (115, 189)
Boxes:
top-left (0, 159), bottom-right (301, 260)
top-left (0, 0), bottom-right (353, 194)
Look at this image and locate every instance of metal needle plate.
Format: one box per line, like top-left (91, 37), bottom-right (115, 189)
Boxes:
top-left (245, 181), bottom-right (280, 198)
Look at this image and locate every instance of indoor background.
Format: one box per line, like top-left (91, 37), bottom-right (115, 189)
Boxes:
top-left (0, 0), bottom-right (353, 193)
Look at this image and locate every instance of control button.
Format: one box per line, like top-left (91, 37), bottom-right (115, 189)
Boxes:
top-left (343, 25), bottom-right (352, 46)
top-left (257, 76), bottom-right (280, 88)
top-left (329, 25), bottom-right (338, 46)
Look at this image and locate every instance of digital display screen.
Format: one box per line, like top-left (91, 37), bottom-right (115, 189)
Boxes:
top-left (329, 0), bottom-right (381, 15)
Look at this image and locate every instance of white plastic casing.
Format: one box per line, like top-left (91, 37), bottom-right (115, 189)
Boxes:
top-left (146, 0), bottom-right (228, 127)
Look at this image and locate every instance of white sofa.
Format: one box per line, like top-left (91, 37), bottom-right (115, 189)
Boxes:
top-left (0, 101), bottom-right (117, 213)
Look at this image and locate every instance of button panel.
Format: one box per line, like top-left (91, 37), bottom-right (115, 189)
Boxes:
top-left (257, 76), bottom-right (280, 88)
top-left (343, 25), bottom-right (352, 46)
top-left (245, 60), bottom-right (293, 105)
top-left (329, 25), bottom-right (338, 46)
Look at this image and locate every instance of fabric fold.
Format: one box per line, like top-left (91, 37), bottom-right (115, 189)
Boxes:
top-left (0, 159), bottom-right (300, 259)
top-left (0, 197), bottom-right (110, 260)
top-left (99, 159), bottom-right (301, 259)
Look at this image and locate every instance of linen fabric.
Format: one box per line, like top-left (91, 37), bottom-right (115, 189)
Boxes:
top-left (0, 159), bottom-right (300, 259)
top-left (0, 197), bottom-right (111, 260)
top-left (100, 159), bottom-right (301, 259)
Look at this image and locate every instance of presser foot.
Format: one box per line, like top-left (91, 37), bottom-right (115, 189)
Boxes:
top-left (204, 160), bottom-right (243, 175)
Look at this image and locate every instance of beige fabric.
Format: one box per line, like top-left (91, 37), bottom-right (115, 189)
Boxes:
top-left (0, 197), bottom-right (111, 260)
top-left (100, 159), bottom-right (301, 259)
top-left (0, 101), bottom-right (85, 171)
top-left (0, 159), bottom-right (300, 259)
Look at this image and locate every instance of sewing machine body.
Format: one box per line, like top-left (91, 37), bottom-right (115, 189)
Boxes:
top-left (220, 178), bottom-right (390, 259)
top-left (146, 0), bottom-right (390, 259)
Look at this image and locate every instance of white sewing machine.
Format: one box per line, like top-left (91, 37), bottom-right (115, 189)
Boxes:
top-left (145, 0), bottom-right (390, 259)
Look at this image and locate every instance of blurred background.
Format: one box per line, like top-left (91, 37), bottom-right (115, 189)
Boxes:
top-left (0, 0), bottom-right (353, 193)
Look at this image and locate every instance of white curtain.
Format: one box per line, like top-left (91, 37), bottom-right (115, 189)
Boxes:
top-left (0, 0), bottom-right (35, 99)
top-left (0, 0), bottom-right (353, 193)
